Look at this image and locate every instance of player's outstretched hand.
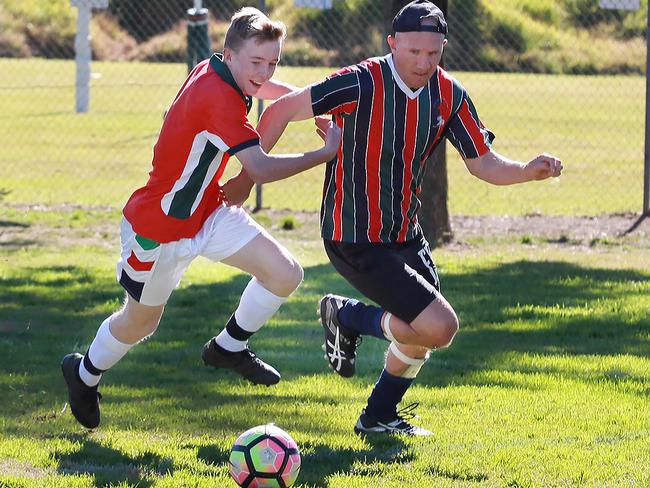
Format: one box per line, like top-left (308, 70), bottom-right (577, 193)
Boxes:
top-left (323, 121), bottom-right (342, 160)
top-left (314, 115), bottom-right (330, 142)
top-left (526, 153), bottom-right (563, 180)
top-left (221, 170), bottom-right (254, 207)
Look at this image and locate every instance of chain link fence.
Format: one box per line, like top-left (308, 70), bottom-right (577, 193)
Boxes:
top-left (0, 0), bottom-right (647, 216)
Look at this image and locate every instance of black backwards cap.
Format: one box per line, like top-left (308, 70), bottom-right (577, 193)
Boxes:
top-left (392, 0), bottom-right (448, 35)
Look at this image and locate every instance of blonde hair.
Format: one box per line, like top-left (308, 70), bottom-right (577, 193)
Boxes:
top-left (224, 7), bottom-right (287, 52)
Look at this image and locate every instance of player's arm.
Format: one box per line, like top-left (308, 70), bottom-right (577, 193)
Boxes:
top-left (255, 78), bottom-right (299, 101)
top-left (464, 149), bottom-right (563, 185)
top-left (235, 120), bottom-right (340, 184)
top-left (221, 85), bottom-right (313, 204)
top-left (257, 87), bottom-right (315, 152)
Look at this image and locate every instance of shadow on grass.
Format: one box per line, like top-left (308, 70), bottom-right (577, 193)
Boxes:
top-left (0, 215), bottom-right (35, 248)
top-left (0, 238), bottom-right (38, 249)
top-left (0, 220), bottom-right (29, 228)
top-left (195, 435), bottom-right (412, 486)
top-left (54, 433), bottom-right (172, 487)
top-left (1, 259), bottom-right (648, 391)
top-left (0, 259), bottom-right (648, 480)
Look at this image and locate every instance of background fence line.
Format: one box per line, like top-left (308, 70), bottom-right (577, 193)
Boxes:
top-left (0, 0), bottom-right (648, 218)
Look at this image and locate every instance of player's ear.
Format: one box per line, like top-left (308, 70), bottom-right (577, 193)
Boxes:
top-left (223, 47), bottom-right (233, 62)
top-left (387, 35), bottom-right (396, 51)
top-left (443, 38), bottom-right (448, 47)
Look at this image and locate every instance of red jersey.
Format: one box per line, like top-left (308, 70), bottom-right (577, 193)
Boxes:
top-left (123, 54), bottom-right (259, 243)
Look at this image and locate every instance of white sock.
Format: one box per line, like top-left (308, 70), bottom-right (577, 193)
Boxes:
top-left (78, 317), bottom-right (134, 387)
top-left (214, 329), bottom-right (247, 352)
top-left (215, 278), bottom-right (288, 352)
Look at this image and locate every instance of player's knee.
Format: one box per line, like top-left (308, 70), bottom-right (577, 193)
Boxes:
top-left (284, 259), bottom-right (304, 293)
top-left (423, 314), bottom-right (459, 349)
top-left (132, 316), bottom-right (161, 339)
top-left (119, 307), bottom-right (163, 341)
top-left (270, 259), bottom-right (303, 297)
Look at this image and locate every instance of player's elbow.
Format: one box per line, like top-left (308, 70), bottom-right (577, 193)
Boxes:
top-left (245, 166), bottom-right (267, 185)
top-left (466, 160), bottom-right (498, 184)
top-left (245, 163), bottom-right (274, 185)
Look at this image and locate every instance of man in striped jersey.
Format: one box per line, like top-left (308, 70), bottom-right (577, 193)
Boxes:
top-left (60, 7), bottom-right (341, 429)
top-left (258, 0), bottom-right (562, 436)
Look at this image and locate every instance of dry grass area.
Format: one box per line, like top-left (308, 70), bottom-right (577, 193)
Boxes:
top-left (1, 204), bottom-right (648, 257)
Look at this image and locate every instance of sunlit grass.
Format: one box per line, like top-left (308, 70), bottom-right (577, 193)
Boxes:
top-left (0, 59), bottom-right (645, 215)
top-left (1, 210), bottom-right (649, 486)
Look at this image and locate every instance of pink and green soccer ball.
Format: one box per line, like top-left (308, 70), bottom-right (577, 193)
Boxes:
top-left (229, 424), bottom-right (301, 488)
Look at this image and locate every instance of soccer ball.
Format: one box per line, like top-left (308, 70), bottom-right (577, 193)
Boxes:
top-left (229, 424), bottom-right (301, 488)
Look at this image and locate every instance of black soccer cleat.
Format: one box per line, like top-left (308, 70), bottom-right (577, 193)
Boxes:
top-left (202, 339), bottom-right (280, 386)
top-left (319, 294), bottom-right (361, 378)
top-left (354, 403), bottom-right (432, 436)
top-left (61, 353), bottom-right (102, 429)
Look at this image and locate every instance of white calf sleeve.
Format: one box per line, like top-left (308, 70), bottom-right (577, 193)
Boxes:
top-left (235, 277), bottom-right (288, 333)
top-left (79, 317), bottom-right (134, 386)
top-left (216, 278), bottom-right (288, 353)
top-left (388, 342), bottom-right (430, 379)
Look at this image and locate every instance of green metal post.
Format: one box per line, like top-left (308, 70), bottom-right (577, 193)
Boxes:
top-left (187, 4), bottom-right (210, 72)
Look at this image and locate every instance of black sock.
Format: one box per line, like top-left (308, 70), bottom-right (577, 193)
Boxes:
top-left (338, 299), bottom-right (385, 339)
top-left (365, 369), bottom-right (413, 420)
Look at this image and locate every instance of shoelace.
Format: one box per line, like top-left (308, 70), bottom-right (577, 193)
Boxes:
top-left (341, 334), bottom-right (363, 350)
top-left (81, 389), bottom-right (101, 403)
top-left (395, 402), bottom-right (420, 422)
top-left (243, 349), bottom-right (265, 365)
top-left (243, 348), bottom-right (256, 359)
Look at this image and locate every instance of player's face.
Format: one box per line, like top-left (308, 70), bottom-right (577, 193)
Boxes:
top-left (225, 38), bottom-right (281, 96)
top-left (388, 32), bottom-right (447, 89)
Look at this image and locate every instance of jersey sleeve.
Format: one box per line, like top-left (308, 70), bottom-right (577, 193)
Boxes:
top-left (311, 66), bottom-right (361, 116)
top-left (444, 83), bottom-right (495, 160)
top-left (207, 102), bottom-right (260, 156)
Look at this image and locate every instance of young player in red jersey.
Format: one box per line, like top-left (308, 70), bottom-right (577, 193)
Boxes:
top-left (61, 7), bottom-right (341, 429)
top-left (258, 0), bottom-right (563, 435)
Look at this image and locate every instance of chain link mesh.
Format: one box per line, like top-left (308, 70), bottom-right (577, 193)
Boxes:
top-left (0, 0), bottom-right (647, 216)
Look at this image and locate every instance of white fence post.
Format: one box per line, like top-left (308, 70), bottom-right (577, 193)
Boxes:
top-left (70, 0), bottom-right (108, 113)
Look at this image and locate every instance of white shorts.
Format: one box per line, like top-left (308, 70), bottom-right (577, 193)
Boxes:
top-left (116, 204), bottom-right (263, 306)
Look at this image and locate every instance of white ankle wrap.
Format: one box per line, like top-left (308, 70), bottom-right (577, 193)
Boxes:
top-left (388, 342), bottom-right (430, 379)
top-left (382, 312), bottom-right (402, 345)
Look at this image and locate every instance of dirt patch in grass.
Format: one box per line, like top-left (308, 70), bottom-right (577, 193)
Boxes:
top-left (1, 204), bottom-right (648, 252)
top-left (450, 213), bottom-right (649, 245)
top-left (264, 210), bottom-right (650, 251)
top-left (0, 458), bottom-right (50, 478)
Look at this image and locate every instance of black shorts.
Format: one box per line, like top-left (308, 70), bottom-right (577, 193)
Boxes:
top-left (323, 234), bottom-right (441, 324)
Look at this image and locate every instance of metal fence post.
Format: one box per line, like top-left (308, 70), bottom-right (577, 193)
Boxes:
top-left (624, 2), bottom-right (650, 234)
top-left (254, 0), bottom-right (266, 212)
top-left (71, 0), bottom-right (108, 113)
top-left (642, 2), bottom-right (650, 216)
top-left (187, 0), bottom-right (210, 72)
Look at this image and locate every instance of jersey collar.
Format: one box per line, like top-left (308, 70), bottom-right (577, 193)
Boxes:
top-left (210, 53), bottom-right (253, 113)
top-left (386, 54), bottom-right (425, 100)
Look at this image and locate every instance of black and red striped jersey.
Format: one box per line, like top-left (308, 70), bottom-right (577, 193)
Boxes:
top-left (311, 54), bottom-right (495, 243)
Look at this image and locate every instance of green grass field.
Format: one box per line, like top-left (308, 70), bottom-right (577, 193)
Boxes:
top-left (1, 56), bottom-right (649, 486)
top-left (0, 58), bottom-right (646, 215)
top-left (1, 205), bottom-right (649, 487)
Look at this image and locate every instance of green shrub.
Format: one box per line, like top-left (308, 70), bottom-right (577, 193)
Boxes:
top-left (291, 0), bottom-right (383, 66)
top-left (282, 37), bottom-right (335, 67)
top-left (108, 0), bottom-right (250, 42)
top-left (0, 0), bottom-right (645, 74)
top-left (279, 215), bottom-right (296, 230)
top-left (521, 0), bottom-right (562, 24)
